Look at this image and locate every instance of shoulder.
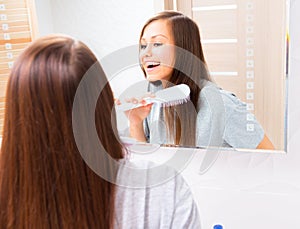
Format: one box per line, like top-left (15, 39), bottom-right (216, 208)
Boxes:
top-left (197, 82), bottom-right (227, 120)
top-left (219, 89), bottom-right (248, 111)
top-left (199, 82), bottom-right (243, 110)
top-left (197, 82), bottom-right (264, 148)
top-left (198, 82), bottom-right (251, 120)
top-left (115, 159), bottom-right (186, 189)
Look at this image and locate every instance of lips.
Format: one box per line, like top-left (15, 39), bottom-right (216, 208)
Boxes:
top-left (145, 61), bottom-right (160, 71)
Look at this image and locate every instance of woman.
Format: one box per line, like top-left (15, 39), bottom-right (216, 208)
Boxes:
top-left (125, 11), bottom-right (274, 150)
top-left (0, 35), bottom-right (200, 228)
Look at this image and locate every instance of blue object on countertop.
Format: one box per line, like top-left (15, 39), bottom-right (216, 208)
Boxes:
top-left (213, 225), bottom-right (223, 229)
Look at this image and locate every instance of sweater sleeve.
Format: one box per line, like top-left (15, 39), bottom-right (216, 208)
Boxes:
top-left (196, 83), bottom-right (264, 149)
top-left (221, 89), bottom-right (264, 148)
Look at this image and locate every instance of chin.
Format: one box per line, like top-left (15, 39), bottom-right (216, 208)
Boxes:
top-left (146, 75), bottom-right (160, 82)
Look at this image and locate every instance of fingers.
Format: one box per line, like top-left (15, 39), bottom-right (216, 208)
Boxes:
top-left (123, 92), bottom-right (155, 104)
top-left (125, 103), bottom-right (152, 114)
top-left (142, 103), bottom-right (153, 110)
top-left (125, 97), bottom-right (139, 104)
top-left (124, 103), bottom-right (153, 123)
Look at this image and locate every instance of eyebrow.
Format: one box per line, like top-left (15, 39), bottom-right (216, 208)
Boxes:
top-left (141, 34), bottom-right (169, 41)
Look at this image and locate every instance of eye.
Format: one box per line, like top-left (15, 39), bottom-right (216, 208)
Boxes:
top-left (140, 44), bottom-right (147, 49)
top-left (153, 42), bottom-right (163, 47)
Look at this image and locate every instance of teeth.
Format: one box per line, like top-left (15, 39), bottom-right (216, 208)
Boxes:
top-left (146, 62), bottom-right (160, 68)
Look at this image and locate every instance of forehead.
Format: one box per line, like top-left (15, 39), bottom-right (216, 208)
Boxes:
top-left (141, 19), bottom-right (173, 40)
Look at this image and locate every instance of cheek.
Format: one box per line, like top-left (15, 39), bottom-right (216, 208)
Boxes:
top-left (157, 46), bottom-right (175, 68)
top-left (139, 51), bottom-right (144, 62)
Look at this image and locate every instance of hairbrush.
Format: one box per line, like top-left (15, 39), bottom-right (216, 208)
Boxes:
top-left (116, 84), bottom-right (190, 112)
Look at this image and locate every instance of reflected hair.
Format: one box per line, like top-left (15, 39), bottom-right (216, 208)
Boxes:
top-left (0, 35), bottom-right (124, 228)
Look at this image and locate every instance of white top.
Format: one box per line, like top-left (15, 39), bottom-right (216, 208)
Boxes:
top-left (114, 159), bottom-right (201, 229)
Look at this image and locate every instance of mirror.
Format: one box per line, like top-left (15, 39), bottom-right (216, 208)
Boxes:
top-left (32, 0), bottom-right (289, 152)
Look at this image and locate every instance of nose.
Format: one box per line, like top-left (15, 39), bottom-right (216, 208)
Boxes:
top-left (142, 43), bottom-right (152, 57)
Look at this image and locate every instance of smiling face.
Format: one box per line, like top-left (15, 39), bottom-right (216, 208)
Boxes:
top-left (139, 19), bottom-right (175, 83)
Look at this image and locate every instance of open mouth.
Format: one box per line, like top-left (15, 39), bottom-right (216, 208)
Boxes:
top-left (145, 61), bottom-right (160, 70)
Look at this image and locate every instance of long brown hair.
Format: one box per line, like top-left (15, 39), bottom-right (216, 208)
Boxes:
top-left (139, 11), bottom-right (212, 146)
top-left (0, 35), bottom-right (124, 228)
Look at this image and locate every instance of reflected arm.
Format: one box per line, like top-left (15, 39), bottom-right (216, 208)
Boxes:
top-left (129, 122), bottom-right (147, 142)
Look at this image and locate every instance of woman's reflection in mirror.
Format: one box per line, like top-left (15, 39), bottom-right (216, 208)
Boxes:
top-left (122, 11), bottom-right (274, 150)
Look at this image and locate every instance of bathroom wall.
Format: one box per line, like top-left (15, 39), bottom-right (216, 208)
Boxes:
top-left (34, 0), bottom-right (54, 36)
top-left (34, 0), bottom-right (156, 99)
top-left (35, 0), bottom-right (155, 59)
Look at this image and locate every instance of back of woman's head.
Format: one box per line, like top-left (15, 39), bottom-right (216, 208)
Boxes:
top-left (0, 35), bottom-right (123, 228)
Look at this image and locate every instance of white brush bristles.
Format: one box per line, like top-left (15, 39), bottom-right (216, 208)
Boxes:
top-left (161, 95), bottom-right (190, 107)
